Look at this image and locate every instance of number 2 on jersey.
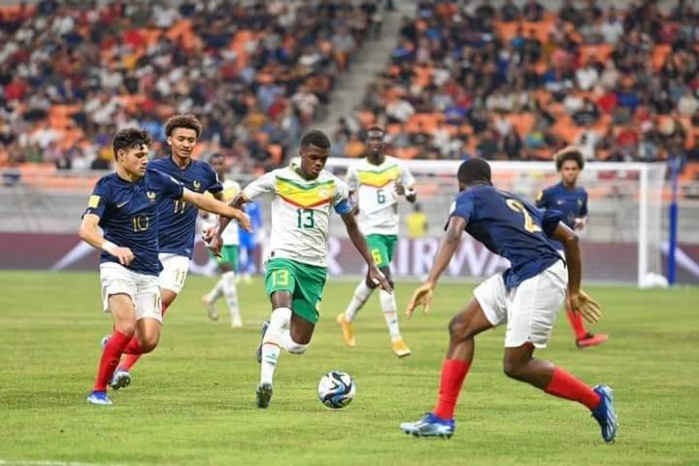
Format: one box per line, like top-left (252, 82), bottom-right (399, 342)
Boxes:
top-left (506, 199), bottom-right (541, 233)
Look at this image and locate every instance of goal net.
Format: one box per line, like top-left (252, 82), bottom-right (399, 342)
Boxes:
top-left (323, 159), bottom-right (668, 288)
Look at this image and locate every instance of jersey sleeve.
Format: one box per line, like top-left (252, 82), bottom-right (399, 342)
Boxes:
top-left (332, 178), bottom-right (352, 215)
top-left (345, 165), bottom-right (359, 193)
top-left (207, 166), bottom-right (223, 195)
top-left (541, 209), bottom-right (564, 238)
top-left (152, 169), bottom-right (185, 200)
top-left (399, 163), bottom-right (416, 188)
top-left (580, 191), bottom-right (589, 217)
top-left (83, 178), bottom-right (110, 218)
top-left (535, 188), bottom-right (549, 209)
top-left (449, 191), bottom-right (475, 223)
top-left (242, 171), bottom-right (276, 201)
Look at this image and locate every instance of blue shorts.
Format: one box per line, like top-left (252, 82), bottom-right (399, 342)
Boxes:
top-left (239, 231), bottom-right (256, 250)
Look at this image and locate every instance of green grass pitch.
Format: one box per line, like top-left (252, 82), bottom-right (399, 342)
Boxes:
top-left (1, 271), bottom-right (698, 465)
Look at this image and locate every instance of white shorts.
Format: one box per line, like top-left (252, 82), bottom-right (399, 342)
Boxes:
top-left (474, 260), bottom-right (567, 349)
top-left (100, 262), bottom-right (162, 322)
top-left (158, 253), bottom-right (190, 294)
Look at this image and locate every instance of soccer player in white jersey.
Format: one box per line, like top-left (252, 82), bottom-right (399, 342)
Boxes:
top-left (201, 153), bottom-right (243, 327)
top-left (207, 130), bottom-right (392, 408)
top-left (337, 126), bottom-right (416, 357)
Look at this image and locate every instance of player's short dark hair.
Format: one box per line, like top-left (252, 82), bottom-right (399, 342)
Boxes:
top-left (164, 114), bottom-right (202, 138)
top-left (555, 148), bottom-right (585, 171)
top-left (367, 126), bottom-right (385, 136)
top-left (457, 158), bottom-right (492, 185)
top-left (209, 152), bottom-right (224, 162)
top-left (112, 128), bottom-right (151, 159)
top-left (301, 129), bottom-right (331, 149)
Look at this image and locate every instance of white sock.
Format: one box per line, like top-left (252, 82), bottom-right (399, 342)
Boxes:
top-left (380, 290), bottom-right (401, 341)
top-left (260, 307), bottom-right (291, 385)
top-left (222, 271), bottom-right (241, 325)
top-left (281, 331), bottom-right (309, 355)
top-left (344, 280), bottom-right (374, 322)
top-left (204, 279), bottom-right (224, 303)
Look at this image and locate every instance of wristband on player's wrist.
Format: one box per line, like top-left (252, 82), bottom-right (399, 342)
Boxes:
top-left (101, 241), bottom-right (118, 254)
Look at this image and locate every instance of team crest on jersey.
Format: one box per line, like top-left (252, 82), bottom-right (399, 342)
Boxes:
top-left (193, 180), bottom-right (201, 191)
top-left (147, 191), bottom-right (157, 202)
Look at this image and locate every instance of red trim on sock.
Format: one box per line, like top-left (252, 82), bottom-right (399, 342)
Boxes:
top-left (545, 367), bottom-right (601, 410)
top-left (566, 309), bottom-right (587, 340)
top-left (93, 330), bottom-right (131, 391)
top-left (433, 359), bottom-right (471, 420)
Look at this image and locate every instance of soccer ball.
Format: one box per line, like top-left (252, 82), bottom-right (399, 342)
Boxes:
top-left (317, 370), bottom-right (356, 409)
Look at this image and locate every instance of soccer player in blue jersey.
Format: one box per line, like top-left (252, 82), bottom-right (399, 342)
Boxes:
top-left (80, 128), bottom-right (250, 405)
top-left (109, 115), bottom-right (234, 386)
top-left (238, 200), bottom-right (264, 284)
top-left (536, 147), bottom-right (608, 348)
top-left (399, 159), bottom-right (617, 442)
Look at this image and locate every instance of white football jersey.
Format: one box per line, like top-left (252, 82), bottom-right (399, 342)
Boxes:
top-left (346, 156), bottom-right (416, 235)
top-left (200, 179), bottom-right (241, 246)
top-left (242, 164), bottom-right (350, 267)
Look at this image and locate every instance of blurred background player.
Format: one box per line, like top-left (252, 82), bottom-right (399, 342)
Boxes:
top-left (400, 159), bottom-right (617, 442)
top-left (201, 153), bottom-right (243, 328)
top-left (207, 130), bottom-right (391, 409)
top-left (536, 147), bottom-right (609, 349)
top-left (108, 115), bottom-right (240, 389)
top-left (238, 199), bottom-right (264, 284)
top-left (81, 128), bottom-right (250, 405)
top-left (405, 203), bottom-right (428, 239)
top-left (337, 126), bottom-right (416, 357)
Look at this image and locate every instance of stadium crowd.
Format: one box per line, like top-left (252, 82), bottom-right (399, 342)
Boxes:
top-left (0, 0), bottom-right (381, 172)
top-left (332, 0), bottom-right (699, 167)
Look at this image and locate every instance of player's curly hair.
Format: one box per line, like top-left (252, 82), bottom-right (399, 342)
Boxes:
top-left (457, 158), bottom-right (492, 185)
top-left (112, 128), bottom-right (152, 159)
top-left (164, 114), bottom-right (202, 138)
top-left (555, 147), bottom-right (585, 171)
top-left (301, 129), bottom-right (331, 149)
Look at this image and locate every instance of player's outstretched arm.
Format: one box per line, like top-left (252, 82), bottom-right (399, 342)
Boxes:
top-left (340, 212), bottom-right (392, 293)
top-left (79, 213), bottom-right (135, 266)
top-left (552, 223), bottom-right (601, 323)
top-left (182, 188), bottom-right (251, 232)
top-left (406, 216), bottom-right (465, 319)
top-left (202, 193), bottom-right (248, 256)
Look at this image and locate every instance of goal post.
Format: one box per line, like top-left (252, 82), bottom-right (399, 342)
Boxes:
top-left (324, 158), bottom-right (668, 288)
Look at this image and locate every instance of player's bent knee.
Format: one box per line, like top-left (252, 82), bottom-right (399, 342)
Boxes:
top-left (114, 320), bottom-right (137, 337)
top-left (285, 339), bottom-right (309, 355)
top-left (139, 334), bottom-right (160, 353)
top-left (502, 359), bottom-right (527, 381)
top-left (448, 315), bottom-right (475, 340)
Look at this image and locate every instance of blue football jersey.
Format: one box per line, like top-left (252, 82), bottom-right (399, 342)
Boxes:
top-left (149, 157), bottom-right (223, 258)
top-left (239, 201), bottom-right (263, 245)
top-left (450, 185), bottom-right (564, 289)
top-left (536, 182), bottom-right (588, 249)
top-left (84, 169), bottom-right (184, 276)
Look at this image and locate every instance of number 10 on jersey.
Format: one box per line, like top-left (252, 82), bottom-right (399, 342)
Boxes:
top-left (296, 208), bottom-right (315, 229)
